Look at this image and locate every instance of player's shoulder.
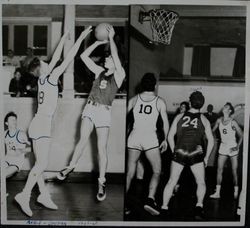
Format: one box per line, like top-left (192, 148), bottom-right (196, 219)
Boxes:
top-left (175, 113), bottom-right (185, 122)
top-left (200, 114), bottom-right (210, 125)
top-left (156, 96), bottom-right (167, 106)
top-left (17, 130), bottom-right (28, 141)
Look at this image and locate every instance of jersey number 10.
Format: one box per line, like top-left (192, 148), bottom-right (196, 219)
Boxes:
top-left (139, 104), bottom-right (152, 114)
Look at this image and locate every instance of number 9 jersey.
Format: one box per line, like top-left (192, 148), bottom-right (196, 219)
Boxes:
top-left (176, 112), bottom-right (205, 152)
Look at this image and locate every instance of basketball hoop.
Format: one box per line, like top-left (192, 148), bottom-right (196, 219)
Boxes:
top-left (139, 9), bottom-right (179, 45)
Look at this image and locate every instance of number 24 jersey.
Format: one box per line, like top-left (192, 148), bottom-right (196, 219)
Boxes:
top-left (176, 112), bottom-right (205, 151)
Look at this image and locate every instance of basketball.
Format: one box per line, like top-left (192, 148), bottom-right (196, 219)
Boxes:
top-left (95, 23), bottom-right (111, 41)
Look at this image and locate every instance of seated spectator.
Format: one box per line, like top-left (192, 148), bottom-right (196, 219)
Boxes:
top-left (3, 49), bottom-right (20, 68)
top-left (20, 47), bottom-right (35, 72)
top-left (21, 58), bottom-right (39, 97)
top-left (9, 68), bottom-right (24, 97)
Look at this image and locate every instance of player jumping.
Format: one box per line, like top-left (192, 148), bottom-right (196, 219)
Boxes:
top-left (15, 27), bottom-right (92, 217)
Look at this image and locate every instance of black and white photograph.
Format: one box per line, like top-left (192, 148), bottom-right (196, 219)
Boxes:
top-left (1, 0), bottom-right (250, 227)
top-left (1, 3), bottom-right (128, 224)
top-left (125, 3), bottom-right (249, 225)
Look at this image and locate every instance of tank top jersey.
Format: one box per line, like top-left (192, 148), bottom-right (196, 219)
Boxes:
top-left (88, 71), bottom-right (118, 106)
top-left (176, 112), bottom-right (205, 152)
top-left (132, 95), bottom-right (160, 133)
top-left (36, 76), bottom-right (58, 116)
top-left (219, 119), bottom-right (237, 145)
top-left (5, 130), bottom-right (26, 155)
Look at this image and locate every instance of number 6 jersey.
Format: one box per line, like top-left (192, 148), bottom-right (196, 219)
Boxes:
top-left (176, 112), bottom-right (205, 152)
top-left (132, 95), bottom-right (160, 133)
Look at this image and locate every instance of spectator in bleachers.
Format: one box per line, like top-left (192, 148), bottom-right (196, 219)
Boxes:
top-left (9, 68), bottom-right (24, 97)
top-left (21, 47), bottom-right (35, 72)
top-left (3, 49), bottom-right (20, 68)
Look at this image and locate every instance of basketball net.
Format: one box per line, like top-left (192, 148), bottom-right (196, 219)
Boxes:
top-left (149, 9), bottom-right (179, 45)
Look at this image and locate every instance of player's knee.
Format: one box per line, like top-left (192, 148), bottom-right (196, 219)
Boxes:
top-left (152, 168), bottom-right (161, 176)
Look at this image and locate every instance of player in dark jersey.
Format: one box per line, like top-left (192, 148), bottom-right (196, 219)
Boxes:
top-left (161, 91), bottom-right (214, 220)
top-left (14, 27), bottom-right (92, 217)
top-left (57, 25), bottom-right (125, 202)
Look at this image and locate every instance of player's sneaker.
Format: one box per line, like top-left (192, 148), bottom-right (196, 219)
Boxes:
top-left (37, 193), bottom-right (58, 210)
top-left (56, 165), bottom-right (75, 180)
top-left (160, 208), bottom-right (170, 220)
top-left (210, 191), bottom-right (220, 199)
top-left (194, 206), bottom-right (205, 220)
top-left (97, 180), bottom-right (106, 201)
top-left (15, 192), bottom-right (32, 217)
top-left (144, 198), bottom-right (160, 215)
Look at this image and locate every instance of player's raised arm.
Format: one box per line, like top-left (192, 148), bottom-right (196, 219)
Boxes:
top-left (80, 40), bottom-right (108, 77)
top-left (47, 30), bottom-right (70, 74)
top-left (201, 114), bottom-right (214, 166)
top-left (107, 26), bottom-right (125, 88)
top-left (157, 98), bottom-right (169, 153)
top-left (49, 26), bottom-right (92, 84)
top-left (168, 114), bottom-right (183, 153)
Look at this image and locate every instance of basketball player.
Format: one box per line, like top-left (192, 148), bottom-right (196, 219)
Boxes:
top-left (126, 73), bottom-right (169, 215)
top-left (14, 27), bottom-right (92, 217)
top-left (4, 112), bottom-right (31, 178)
top-left (57, 25), bottom-right (126, 202)
top-left (210, 102), bottom-right (243, 199)
top-left (161, 91), bottom-right (214, 220)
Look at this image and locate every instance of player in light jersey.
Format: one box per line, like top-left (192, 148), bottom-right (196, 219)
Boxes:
top-left (57, 25), bottom-right (126, 202)
top-left (126, 73), bottom-right (169, 215)
top-left (4, 112), bottom-right (31, 178)
top-left (161, 91), bottom-right (214, 220)
top-left (210, 102), bottom-right (243, 199)
top-left (14, 27), bottom-right (92, 217)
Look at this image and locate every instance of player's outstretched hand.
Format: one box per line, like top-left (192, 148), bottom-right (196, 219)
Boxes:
top-left (107, 25), bottom-right (115, 39)
top-left (230, 146), bottom-right (239, 152)
top-left (204, 157), bottom-right (209, 167)
top-left (80, 26), bottom-right (93, 39)
top-left (159, 140), bottom-right (168, 153)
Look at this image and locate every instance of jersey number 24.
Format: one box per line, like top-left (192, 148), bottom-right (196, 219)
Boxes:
top-left (182, 116), bottom-right (198, 129)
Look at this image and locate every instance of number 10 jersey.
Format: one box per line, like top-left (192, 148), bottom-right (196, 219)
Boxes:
top-left (132, 95), bottom-right (160, 133)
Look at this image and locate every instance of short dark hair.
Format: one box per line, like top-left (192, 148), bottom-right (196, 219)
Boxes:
top-left (141, 73), bottom-right (157, 92)
top-left (180, 101), bottom-right (190, 111)
top-left (225, 102), bottom-right (234, 115)
top-left (28, 57), bottom-right (40, 72)
top-left (4, 112), bottom-right (17, 123)
top-left (14, 67), bottom-right (22, 75)
top-left (189, 91), bottom-right (205, 109)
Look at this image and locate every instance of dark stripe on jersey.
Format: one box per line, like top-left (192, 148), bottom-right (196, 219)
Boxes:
top-left (16, 130), bottom-right (26, 144)
top-left (47, 77), bottom-right (58, 86)
top-left (7, 130), bottom-right (16, 138)
top-left (139, 94), bottom-right (157, 103)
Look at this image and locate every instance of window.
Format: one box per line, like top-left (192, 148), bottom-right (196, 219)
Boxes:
top-left (14, 25), bottom-right (28, 55)
top-left (2, 25), bottom-right (9, 55)
top-left (33, 26), bottom-right (48, 56)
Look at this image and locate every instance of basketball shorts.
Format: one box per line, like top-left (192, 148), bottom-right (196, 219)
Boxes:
top-left (218, 142), bottom-right (239, 157)
top-left (173, 145), bottom-right (204, 166)
top-left (127, 130), bottom-right (159, 152)
top-left (5, 154), bottom-right (25, 171)
top-left (28, 113), bottom-right (52, 140)
top-left (82, 101), bottom-right (112, 128)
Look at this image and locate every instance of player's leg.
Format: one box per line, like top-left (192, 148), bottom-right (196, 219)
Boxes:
top-left (144, 147), bottom-right (161, 215)
top-left (162, 161), bottom-right (184, 209)
top-left (230, 155), bottom-right (239, 199)
top-left (126, 149), bottom-right (142, 193)
top-left (96, 127), bottom-right (109, 201)
top-left (210, 154), bottom-right (227, 198)
top-left (5, 165), bottom-right (18, 178)
top-left (136, 159), bottom-right (144, 180)
top-left (57, 117), bottom-right (94, 180)
top-left (15, 138), bottom-right (50, 217)
top-left (190, 162), bottom-right (206, 219)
